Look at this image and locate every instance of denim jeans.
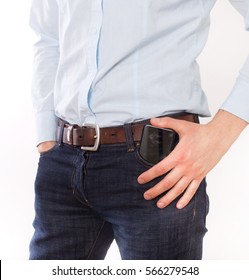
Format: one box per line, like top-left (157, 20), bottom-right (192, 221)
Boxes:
top-left (29, 142), bottom-right (209, 260)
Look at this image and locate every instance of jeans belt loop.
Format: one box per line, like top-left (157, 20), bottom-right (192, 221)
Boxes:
top-left (124, 123), bottom-right (136, 152)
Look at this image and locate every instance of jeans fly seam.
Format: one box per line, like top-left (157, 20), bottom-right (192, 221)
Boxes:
top-left (82, 152), bottom-right (90, 204)
top-left (70, 149), bottom-right (80, 191)
top-left (70, 150), bottom-right (90, 206)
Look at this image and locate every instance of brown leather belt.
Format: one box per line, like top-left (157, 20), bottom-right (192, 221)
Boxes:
top-left (57, 113), bottom-right (198, 151)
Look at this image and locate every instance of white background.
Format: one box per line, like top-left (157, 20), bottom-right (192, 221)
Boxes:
top-left (0, 0), bottom-right (249, 260)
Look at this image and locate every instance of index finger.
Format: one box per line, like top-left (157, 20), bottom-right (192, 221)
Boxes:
top-left (137, 152), bottom-right (176, 184)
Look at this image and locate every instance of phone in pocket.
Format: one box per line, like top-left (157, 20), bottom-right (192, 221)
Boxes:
top-left (138, 125), bottom-right (179, 165)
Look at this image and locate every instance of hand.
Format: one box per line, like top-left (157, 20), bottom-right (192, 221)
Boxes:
top-left (37, 141), bottom-right (57, 154)
top-left (137, 110), bottom-right (247, 209)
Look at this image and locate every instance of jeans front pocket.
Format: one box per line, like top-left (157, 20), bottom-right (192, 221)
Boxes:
top-left (39, 144), bottom-right (59, 157)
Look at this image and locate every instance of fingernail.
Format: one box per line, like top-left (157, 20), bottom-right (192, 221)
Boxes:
top-left (157, 202), bottom-right (166, 208)
top-left (138, 177), bottom-right (145, 184)
top-left (144, 193), bottom-right (151, 200)
top-left (177, 203), bottom-right (183, 209)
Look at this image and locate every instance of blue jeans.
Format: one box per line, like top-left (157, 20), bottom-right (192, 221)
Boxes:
top-left (29, 142), bottom-right (209, 260)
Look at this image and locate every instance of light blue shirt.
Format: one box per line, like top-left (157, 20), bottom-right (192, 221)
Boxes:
top-left (30, 0), bottom-right (249, 145)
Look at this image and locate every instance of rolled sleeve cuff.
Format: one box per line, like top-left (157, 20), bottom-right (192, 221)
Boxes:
top-left (221, 76), bottom-right (249, 123)
top-left (35, 111), bottom-right (58, 146)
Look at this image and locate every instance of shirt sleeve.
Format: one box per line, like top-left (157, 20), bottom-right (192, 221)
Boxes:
top-left (29, 0), bottom-right (59, 145)
top-left (221, 0), bottom-right (249, 122)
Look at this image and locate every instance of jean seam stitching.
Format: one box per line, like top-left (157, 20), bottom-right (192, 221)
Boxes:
top-left (86, 220), bottom-right (106, 259)
top-left (187, 192), bottom-right (197, 258)
top-left (70, 149), bottom-right (90, 206)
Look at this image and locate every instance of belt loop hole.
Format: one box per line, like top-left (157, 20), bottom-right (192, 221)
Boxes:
top-left (124, 123), bottom-right (135, 152)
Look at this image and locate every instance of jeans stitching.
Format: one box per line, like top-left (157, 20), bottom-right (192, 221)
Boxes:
top-left (187, 180), bottom-right (208, 259)
top-left (70, 149), bottom-right (90, 206)
top-left (186, 191), bottom-right (197, 258)
top-left (86, 220), bottom-right (106, 259)
top-left (134, 149), bottom-right (153, 168)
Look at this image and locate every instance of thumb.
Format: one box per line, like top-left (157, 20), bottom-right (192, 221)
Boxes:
top-left (150, 117), bottom-right (188, 135)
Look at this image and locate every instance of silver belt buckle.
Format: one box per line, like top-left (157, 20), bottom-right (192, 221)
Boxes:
top-left (81, 123), bottom-right (100, 151)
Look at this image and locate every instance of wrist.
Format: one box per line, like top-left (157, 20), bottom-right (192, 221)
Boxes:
top-left (207, 110), bottom-right (247, 151)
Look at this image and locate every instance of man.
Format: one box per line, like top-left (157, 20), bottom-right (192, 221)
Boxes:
top-left (29, 0), bottom-right (248, 260)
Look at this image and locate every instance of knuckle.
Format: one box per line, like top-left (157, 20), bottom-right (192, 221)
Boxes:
top-left (188, 185), bottom-right (198, 196)
top-left (175, 151), bottom-right (189, 163)
top-left (175, 183), bottom-right (186, 194)
top-left (156, 163), bottom-right (168, 175)
top-left (164, 178), bottom-right (175, 188)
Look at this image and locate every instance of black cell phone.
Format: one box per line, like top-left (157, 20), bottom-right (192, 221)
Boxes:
top-left (138, 125), bottom-right (179, 165)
